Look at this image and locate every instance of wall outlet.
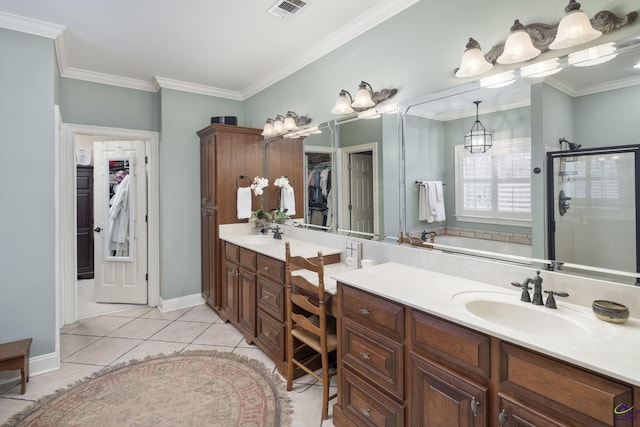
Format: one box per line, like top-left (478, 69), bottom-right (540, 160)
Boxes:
top-left (346, 241), bottom-right (363, 269)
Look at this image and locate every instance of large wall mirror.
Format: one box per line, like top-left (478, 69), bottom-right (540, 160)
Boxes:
top-left (400, 33), bottom-right (640, 285)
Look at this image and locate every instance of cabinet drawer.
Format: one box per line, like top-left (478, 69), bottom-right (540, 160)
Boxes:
top-left (340, 284), bottom-right (404, 341)
top-left (498, 393), bottom-right (569, 427)
top-left (341, 317), bottom-right (404, 400)
top-left (410, 309), bottom-right (490, 381)
top-left (500, 342), bottom-right (633, 426)
top-left (256, 308), bottom-right (285, 361)
top-left (257, 276), bottom-right (284, 321)
top-left (239, 247), bottom-right (256, 270)
top-left (257, 254), bottom-right (284, 283)
top-left (225, 242), bottom-right (239, 263)
top-left (340, 367), bottom-right (405, 427)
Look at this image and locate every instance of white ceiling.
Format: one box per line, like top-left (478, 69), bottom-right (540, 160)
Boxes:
top-left (0, 0), bottom-right (419, 99)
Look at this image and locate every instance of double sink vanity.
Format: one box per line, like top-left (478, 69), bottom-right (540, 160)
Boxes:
top-left (219, 223), bottom-right (639, 427)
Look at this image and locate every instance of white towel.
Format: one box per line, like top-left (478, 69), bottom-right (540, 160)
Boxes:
top-left (280, 187), bottom-right (296, 216)
top-left (237, 187), bottom-right (252, 219)
top-left (419, 181), bottom-right (445, 222)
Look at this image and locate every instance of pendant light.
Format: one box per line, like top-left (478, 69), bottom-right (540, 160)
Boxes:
top-left (464, 101), bottom-right (492, 154)
top-left (497, 20), bottom-right (541, 64)
top-left (455, 38), bottom-right (493, 78)
top-left (549, 0), bottom-right (601, 50)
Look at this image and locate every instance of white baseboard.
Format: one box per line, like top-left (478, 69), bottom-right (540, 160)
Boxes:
top-left (0, 351), bottom-right (59, 386)
top-left (158, 293), bottom-right (205, 313)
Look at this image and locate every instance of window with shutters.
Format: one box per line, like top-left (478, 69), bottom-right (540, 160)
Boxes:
top-left (454, 138), bottom-right (531, 225)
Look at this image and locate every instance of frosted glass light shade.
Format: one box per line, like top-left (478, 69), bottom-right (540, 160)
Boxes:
top-left (351, 87), bottom-right (375, 109)
top-left (568, 43), bottom-right (617, 67)
top-left (261, 121), bottom-right (275, 137)
top-left (273, 117), bottom-right (284, 134)
top-left (331, 91), bottom-right (354, 114)
top-left (549, 9), bottom-right (602, 50)
top-left (283, 116), bottom-right (298, 131)
top-left (497, 29), bottom-right (541, 64)
top-left (455, 38), bottom-right (493, 78)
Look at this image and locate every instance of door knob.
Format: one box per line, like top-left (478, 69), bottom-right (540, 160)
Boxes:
top-left (94, 227), bottom-right (102, 232)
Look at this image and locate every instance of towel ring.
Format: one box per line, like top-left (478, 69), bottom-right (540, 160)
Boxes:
top-left (236, 174), bottom-right (251, 188)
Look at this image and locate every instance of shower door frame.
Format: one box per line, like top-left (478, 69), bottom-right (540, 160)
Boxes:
top-left (546, 144), bottom-right (640, 275)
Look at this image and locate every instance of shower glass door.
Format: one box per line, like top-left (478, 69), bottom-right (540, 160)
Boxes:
top-left (548, 146), bottom-right (639, 281)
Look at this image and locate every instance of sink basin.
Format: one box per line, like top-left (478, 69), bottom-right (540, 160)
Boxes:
top-left (452, 291), bottom-right (594, 337)
top-left (239, 235), bottom-right (279, 246)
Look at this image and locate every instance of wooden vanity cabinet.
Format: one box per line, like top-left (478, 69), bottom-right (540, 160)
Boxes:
top-left (221, 243), bottom-right (258, 342)
top-left (334, 283), bottom-right (638, 427)
top-left (335, 284), bottom-right (406, 426)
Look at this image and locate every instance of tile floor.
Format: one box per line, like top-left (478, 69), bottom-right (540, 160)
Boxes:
top-left (0, 304), bottom-right (337, 426)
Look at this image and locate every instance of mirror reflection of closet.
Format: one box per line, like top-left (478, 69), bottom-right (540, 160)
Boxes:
top-left (305, 151), bottom-right (333, 229)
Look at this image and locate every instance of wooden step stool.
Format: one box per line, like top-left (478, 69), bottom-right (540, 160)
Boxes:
top-left (0, 338), bottom-right (33, 394)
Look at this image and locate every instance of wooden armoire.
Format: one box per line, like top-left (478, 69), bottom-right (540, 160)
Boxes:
top-left (77, 165), bottom-right (94, 279)
top-left (197, 123), bottom-right (304, 313)
top-left (197, 124), bottom-right (264, 310)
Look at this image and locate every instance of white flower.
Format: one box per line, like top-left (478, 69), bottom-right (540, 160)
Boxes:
top-left (274, 176), bottom-right (293, 194)
top-left (250, 176), bottom-right (269, 196)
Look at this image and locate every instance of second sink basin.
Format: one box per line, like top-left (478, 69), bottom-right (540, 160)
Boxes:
top-left (239, 235), bottom-right (281, 246)
top-left (452, 291), bottom-right (594, 338)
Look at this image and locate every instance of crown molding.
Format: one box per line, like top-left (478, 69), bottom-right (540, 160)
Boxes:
top-left (241, 0), bottom-right (420, 99)
top-left (0, 11), bottom-right (65, 38)
top-left (60, 67), bottom-right (157, 92)
top-left (545, 73), bottom-right (640, 98)
top-left (153, 77), bottom-right (243, 100)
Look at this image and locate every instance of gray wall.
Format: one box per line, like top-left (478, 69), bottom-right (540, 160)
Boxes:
top-left (157, 88), bottom-right (244, 299)
top-left (0, 29), bottom-right (57, 356)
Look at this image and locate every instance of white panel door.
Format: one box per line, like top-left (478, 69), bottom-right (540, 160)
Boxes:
top-left (93, 140), bottom-right (148, 304)
top-left (349, 152), bottom-right (374, 233)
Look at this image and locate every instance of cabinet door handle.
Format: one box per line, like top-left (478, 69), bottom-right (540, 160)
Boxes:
top-left (263, 295), bottom-right (271, 300)
top-left (359, 352), bottom-right (370, 360)
top-left (359, 408), bottom-right (371, 417)
top-left (498, 409), bottom-right (508, 426)
top-left (264, 331), bottom-right (271, 337)
top-left (470, 396), bottom-right (480, 416)
top-left (263, 266), bottom-right (270, 271)
top-left (358, 308), bottom-right (370, 315)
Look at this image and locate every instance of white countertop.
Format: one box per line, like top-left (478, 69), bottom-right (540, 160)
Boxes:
top-left (331, 262), bottom-right (640, 387)
top-left (219, 225), bottom-right (342, 261)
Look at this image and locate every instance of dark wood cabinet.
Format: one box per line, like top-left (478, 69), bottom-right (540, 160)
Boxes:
top-left (76, 166), bottom-right (94, 279)
top-left (197, 124), bottom-right (264, 310)
top-left (334, 283), bottom-right (638, 427)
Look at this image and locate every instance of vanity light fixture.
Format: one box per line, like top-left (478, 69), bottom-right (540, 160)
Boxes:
top-left (455, 38), bottom-right (493, 78)
top-left (497, 20), bottom-right (541, 65)
top-left (262, 111), bottom-right (312, 138)
top-left (464, 101), bottom-right (493, 154)
top-left (331, 81), bottom-right (398, 114)
top-left (568, 42), bottom-right (617, 67)
top-left (548, 0), bottom-right (602, 50)
top-left (634, 61), bottom-right (640, 69)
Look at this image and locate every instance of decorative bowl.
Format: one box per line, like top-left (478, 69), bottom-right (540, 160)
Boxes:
top-left (592, 300), bottom-right (630, 324)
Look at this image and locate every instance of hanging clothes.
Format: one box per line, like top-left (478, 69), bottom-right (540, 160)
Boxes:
top-left (108, 174), bottom-right (131, 256)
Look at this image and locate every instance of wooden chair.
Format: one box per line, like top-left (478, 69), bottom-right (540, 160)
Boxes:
top-left (284, 242), bottom-right (338, 420)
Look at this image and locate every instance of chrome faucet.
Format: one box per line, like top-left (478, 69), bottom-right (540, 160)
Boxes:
top-left (260, 225), bottom-right (283, 240)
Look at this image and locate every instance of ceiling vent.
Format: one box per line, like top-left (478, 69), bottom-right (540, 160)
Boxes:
top-left (267, 0), bottom-right (308, 21)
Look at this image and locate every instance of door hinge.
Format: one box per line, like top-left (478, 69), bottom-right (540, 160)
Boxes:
top-left (145, 273), bottom-right (148, 281)
top-left (145, 214), bottom-right (148, 223)
top-left (348, 204), bottom-right (353, 210)
top-left (145, 156), bottom-right (148, 164)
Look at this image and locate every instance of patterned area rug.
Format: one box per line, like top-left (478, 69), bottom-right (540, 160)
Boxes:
top-left (5, 350), bottom-right (292, 427)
